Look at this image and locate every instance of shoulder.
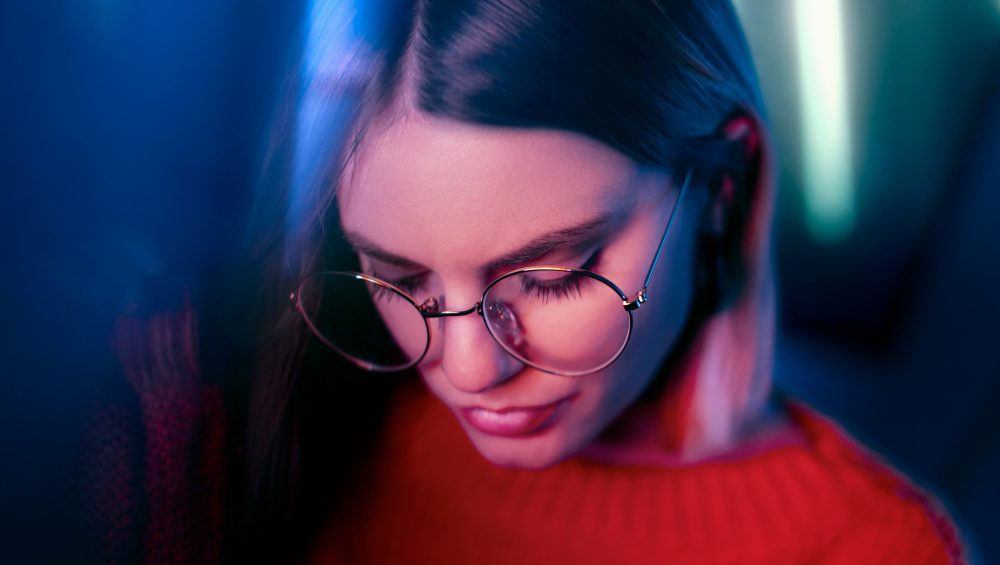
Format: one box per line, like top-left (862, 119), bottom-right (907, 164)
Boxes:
top-left (786, 401), bottom-right (966, 564)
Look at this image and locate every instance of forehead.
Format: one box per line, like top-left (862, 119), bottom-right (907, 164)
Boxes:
top-left (338, 113), bottom-right (655, 269)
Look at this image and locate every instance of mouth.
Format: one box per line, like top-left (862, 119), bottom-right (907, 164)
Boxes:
top-left (458, 395), bottom-right (577, 438)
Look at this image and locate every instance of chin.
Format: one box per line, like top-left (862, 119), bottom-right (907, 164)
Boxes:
top-left (463, 425), bottom-right (584, 469)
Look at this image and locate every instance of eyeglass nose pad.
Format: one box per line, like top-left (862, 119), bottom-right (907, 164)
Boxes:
top-left (419, 297), bottom-right (440, 314)
top-left (486, 300), bottom-right (525, 350)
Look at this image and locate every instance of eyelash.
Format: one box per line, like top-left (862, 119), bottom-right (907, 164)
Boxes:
top-left (388, 273), bottom-right (427, 294)
top-left (370, 273), bottom-right (428, 302)
top-left (369, 247), bottom-right (605, 302)
top-left (516, 248), bottom-right (603, 303)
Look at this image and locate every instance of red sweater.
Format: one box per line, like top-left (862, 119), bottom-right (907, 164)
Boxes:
top-left (312, 382), bottom-right (964, 564)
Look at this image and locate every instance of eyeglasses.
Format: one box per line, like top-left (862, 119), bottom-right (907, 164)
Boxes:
top-left (291, 169), bottom-right (692, 376)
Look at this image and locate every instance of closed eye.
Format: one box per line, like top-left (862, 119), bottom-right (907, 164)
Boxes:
top-left (514, 247), bottom-right (605, 303)
top-left (362, 269), bottom-right (431, 304)
top-left (389, 273), bottom-right (428, 294)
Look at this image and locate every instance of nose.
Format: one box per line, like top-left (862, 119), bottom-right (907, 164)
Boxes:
top-left (431, 305), bottom-right (524, 394)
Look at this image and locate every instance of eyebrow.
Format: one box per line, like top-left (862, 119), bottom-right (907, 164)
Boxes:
top-left (342, 208), bottom-right (628, 275)
top-left (480, 210), bottom-right (627, 273)
top-left (342, 231), bottom-right (429, 271)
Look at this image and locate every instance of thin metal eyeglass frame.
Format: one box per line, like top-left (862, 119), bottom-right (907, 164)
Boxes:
top-left (291, 168), bottom-right (693, 376)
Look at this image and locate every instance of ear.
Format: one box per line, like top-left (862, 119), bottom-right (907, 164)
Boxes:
top-left (726, 109), bottom-right (774, 287)
top-left (696, 112), bottom-right (766, 311)
top-left (705, 113), bottom-right (763, 238)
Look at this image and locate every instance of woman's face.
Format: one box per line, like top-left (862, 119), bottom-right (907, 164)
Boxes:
top-left (337, 112), bottom-right (700, 468)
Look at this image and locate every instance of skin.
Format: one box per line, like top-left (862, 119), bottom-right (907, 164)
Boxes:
top-left (337, 111), bottom-right (705, 468)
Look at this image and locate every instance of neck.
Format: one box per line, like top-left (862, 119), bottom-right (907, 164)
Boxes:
top-left (578, 389), bottom-right (801, 467)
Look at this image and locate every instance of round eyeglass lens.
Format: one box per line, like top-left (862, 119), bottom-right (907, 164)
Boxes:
top-left (295, 272), bottom-right (429, 371)
top-left (481, 269), bottom-right (632, 376)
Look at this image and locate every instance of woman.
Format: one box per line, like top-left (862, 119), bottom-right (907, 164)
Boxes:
top-left (237, 0), bottom-right (965, 562)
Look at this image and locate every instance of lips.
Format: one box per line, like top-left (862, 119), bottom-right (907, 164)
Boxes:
top-left (459, 396), bottom-right (575, 438)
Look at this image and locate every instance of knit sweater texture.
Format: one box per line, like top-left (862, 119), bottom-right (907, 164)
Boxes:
top-left (312, 381), bottom-right (964, 564)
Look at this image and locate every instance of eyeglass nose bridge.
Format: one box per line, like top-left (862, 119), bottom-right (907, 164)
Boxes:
top-left (418, 296), bottom-right (483, 318)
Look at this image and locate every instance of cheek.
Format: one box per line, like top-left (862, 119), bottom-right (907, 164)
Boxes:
top-left (583, 245), bottom-right (697, 420)
top-left (628, 213), bottom-right (699, 369)
top-left (586, 349), bottom-right (659, 419)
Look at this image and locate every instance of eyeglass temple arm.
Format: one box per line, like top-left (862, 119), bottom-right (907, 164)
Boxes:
top-left (627, 168), bottom-right (693, 310)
